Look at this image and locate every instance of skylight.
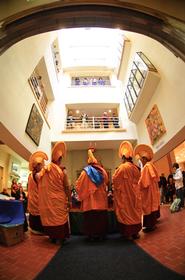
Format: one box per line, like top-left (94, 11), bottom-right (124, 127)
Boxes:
top-left (58, 28), bottom-right (124, 70)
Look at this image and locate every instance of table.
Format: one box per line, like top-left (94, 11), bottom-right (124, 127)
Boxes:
top-left (0, 199), bottom-right (25, 225)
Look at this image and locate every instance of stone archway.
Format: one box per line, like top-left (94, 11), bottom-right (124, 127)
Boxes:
top-left (0, 2), bottom-right (185, 61)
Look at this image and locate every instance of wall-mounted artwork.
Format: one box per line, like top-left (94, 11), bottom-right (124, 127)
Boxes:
top-left (11, 163), bottom-right (19, 173)
top-left (25, 104), bottom-right (43, 146)
top-left (145, 104), bottom-right (166, 145)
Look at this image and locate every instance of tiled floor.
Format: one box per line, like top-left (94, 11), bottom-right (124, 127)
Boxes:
top-left (136, 205), bottom-right (185, 276)
top-left (0, 233), bottom-right (60, 280)
top-left (0, 205), bottom-right (185, 280)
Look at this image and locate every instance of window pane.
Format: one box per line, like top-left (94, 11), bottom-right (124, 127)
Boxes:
top-left (128, 85), bottom-right (137, 103)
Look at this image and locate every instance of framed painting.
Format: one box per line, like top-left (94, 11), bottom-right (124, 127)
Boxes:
top-left (25, 104), bottom-right (43, 146)
top-left (28, 75), bottom-right (41, 100)
top-left (145, 104), bottom-right (166, 145)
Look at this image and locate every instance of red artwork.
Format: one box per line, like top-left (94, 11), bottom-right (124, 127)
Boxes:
top-left (145, 104), bottom-right (166, 145)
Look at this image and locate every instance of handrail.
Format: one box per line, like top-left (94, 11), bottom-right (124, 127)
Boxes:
top-left (66, 116), bottom-right (120, 130)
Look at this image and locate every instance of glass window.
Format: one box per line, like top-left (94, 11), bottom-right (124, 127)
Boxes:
top-left (127, 85), bottom-right (137, 103)
top-left (134, 69), bottom-right (143, 85)
top-left (58, 28), bottom-right (125, 71)
top-left (135, 52), bottom-right (157, 72)
top-left (124, 98), bottom-right (131, 115)
top-left (126, 92), bottom-right (134, 110)
top-left (124, 52), bottom-right (158, 117)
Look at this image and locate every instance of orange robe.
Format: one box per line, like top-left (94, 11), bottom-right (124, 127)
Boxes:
top-left (28, 173), bottom-right (40, 216)
top-left (112, 162), bottom-right (142, 226)
top-left (75, 164), bottom-right (108, 212)
top-left (138, 162), bottom-right (160, 215)
top-left (38, 163), bottom-right (69, 227)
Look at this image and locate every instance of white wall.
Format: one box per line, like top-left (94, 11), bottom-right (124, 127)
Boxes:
top-left (123, 31), bottom-right (185, 153)
top-left (49, 71), bottom-right (138, 141)
top-left (0, 32), bottom-right (57, 157)
top-left (62, 86), bottom-right (122, 104)
top-left (44, 40), bottom-right (64, 138)
top-left (1, 29), bottom-right (184, 164)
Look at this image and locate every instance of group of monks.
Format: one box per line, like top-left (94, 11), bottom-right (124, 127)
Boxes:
top-left (27, 140), bottom-right (160, 244)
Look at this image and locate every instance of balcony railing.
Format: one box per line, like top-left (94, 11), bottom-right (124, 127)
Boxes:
top-left (65, 116), bottom-right (121, 130)
top-left (71, 76), bottom-right (110, 87)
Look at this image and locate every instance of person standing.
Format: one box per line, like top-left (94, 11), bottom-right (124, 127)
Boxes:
top-left (38, 142), bottom-right (70, 244)
top-left (19, 184), bottom-right (28, 213)
top-left (173, 162), bottom-right (184, 209)
top-left (165, 177), bottom-right (175, 203)
top-left (159, 173), bottom-right (167, 204)
top-left (112, 113), bottom-right (120, 128)
top-left (112, 141), bottom-right (142, 240)
top-left (102, 112), bottom-right (109, 128)
top-left (134, 144), bottom-right (160, 232)
top-left (67, 111), bottom-right (74, 129)
top-left (81, 112), bottom-right (88, 128)
top-left (11, 179), bottom-right (20, 200)
top-left (76, 148), bottom-right (109, 241)
top-left (11, 178), bottom-right (28, 231)
top-left (27, 151), bottom-right (48, 234)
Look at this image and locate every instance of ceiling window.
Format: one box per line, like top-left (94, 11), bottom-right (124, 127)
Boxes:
top-left (58, 28), bottom-right (124, 70)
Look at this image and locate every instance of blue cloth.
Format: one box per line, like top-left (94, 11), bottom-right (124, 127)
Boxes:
top-left (0, 199), bottom-right (25, 226)
top-left (84, 165), bottom-right (103, 186)
top-left (0, 213), bottom-right (11, 224)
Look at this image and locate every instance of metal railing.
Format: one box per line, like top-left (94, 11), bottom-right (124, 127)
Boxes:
top-left (65, 116), bottom-right (121, 130)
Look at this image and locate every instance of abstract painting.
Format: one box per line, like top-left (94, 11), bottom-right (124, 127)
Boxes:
top-left (145, 104), bottom-right (166, 145)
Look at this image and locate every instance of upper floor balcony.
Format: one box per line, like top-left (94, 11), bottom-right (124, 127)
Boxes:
top-left (71, 76), bottom-right (111, 87)
top-left (65, 115), bottom-right (124, 131)
top-left (56, 105), bottom-right (137, 144)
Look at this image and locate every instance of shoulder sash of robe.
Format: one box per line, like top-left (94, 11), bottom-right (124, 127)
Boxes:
top-left (83, 165), bottom-right (103, 187)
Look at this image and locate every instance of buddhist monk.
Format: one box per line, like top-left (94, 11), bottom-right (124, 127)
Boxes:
top-left (112, 141), bottom-right (142, 240)
top-left (76, 148), bottom-right (109, 241)
top-left (134, 144), bottom-right (160, 232)
top-left (28, 151), bottom-right (48, 234)
top-left (38, 142), bottom-right (70, 244)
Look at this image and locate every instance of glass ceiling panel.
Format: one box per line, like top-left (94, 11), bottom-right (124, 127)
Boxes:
top-left (58, 28), bottom-right (124, 69)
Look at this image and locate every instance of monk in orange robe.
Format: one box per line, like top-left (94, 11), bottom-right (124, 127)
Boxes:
top-left (134, 144), bottom-right (160, 232)
top-left (38, 142), bottom-right (70, 244)
top-left (76, 148), bottom-right (109, 241)
top-left (28, 151), bottom-right (48, 234)
top-left (112, 141), bottom-right (142, 240)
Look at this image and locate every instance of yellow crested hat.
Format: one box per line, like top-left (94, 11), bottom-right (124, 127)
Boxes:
top-left (51, 141), bottom-right (66, 162)
top-left (29, 151), bottom-right (48, 171)
top-left (88, 148), bottom-right (98, 164)
top-left (119, 141), bottom-right (133, 158)
top-left (134, 144), bottom-right (154, 161)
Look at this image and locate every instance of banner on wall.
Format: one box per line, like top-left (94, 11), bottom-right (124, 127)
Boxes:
top-left (145, 104), bottom-right (166, 145)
